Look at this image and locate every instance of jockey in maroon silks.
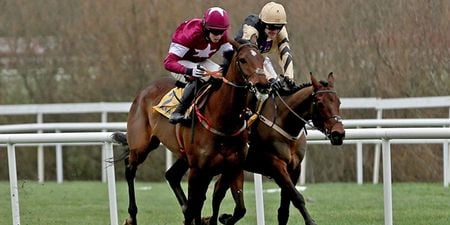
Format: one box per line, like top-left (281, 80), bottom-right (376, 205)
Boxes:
top-left (163, 7), bottom-right (233, 124)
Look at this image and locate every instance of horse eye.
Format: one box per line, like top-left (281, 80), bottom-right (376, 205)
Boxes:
top-left (238, 58), bottom-right (247, 64)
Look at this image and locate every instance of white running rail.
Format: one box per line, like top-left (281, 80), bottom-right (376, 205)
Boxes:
top-left (1, 132), bottom-right (119, 225)
top-left (2, 128), bottom-right (450, 225)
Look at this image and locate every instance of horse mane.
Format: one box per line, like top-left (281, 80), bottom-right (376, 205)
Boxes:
top-left (220, 50), bottom-right (234, 76)
top-left (297, 82), bottom-right (312, 89)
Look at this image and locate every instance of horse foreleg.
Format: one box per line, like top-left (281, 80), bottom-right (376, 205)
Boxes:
top-left (165, 158), bottom-right (189, 211)
top-left (208, 175), bottom-right (228, 225)
top-left (277, 165), bottom-right (300, 225)
top-left (278, 188), bottom-right (291, 225)
top-left (216, 171), bottom-right (246, 225)
top-left (184, 169), bottom-right (212, 225)
top-left (272, 160), bottom-right (316, 225)
top-left (124, 157), bottom-right (138, 225)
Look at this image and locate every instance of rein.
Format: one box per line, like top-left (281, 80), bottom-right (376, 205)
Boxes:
top-left (206, 71), bottom-right (248, 89)
top-left (274, 90), bottom-right (315, 129)
top-left (260, 89), bottom-right (341, 140)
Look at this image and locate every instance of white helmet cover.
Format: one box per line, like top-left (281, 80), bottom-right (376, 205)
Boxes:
top-left (259, 2), bottom-right (287, 24)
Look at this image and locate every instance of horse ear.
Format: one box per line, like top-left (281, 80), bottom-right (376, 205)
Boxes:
top-left (327, 72), bottom-right (335, 87)
top-left (310, 72), bottom-right (320, 88)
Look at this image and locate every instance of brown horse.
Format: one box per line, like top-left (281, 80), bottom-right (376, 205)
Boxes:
top-left (214, 72), bottom-right (345, 225)
top-left (164, 72), bottom-right (345, 225)
top-left (112, 42), bottom-right (269, 225)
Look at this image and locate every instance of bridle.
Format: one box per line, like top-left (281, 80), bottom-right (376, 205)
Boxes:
top-left (206, 43), bottom-right (265, 93)
top-left (196, 42), bottom-right (267, 137)
top-left (266, 88), bottom-right (343, 140)
top-left (234, 43), bottom-right (266, 93)
top-left (311, 89), bottom-right (343, 138)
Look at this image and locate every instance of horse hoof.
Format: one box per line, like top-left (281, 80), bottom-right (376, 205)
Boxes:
top-left (201, 217), bottom-right (213, 225)
top-left (306, 219), bottom-right (317, 225)
top-left (123, 217), bottom-right (135, 225)
top-left (218, 214), bottom-right (232, 225)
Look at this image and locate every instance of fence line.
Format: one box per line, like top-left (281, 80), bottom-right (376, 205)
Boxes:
top-left (1, 96), bottom-right (449, 115)
top-left (1, 132), bottom-right (118, 225)
top-left (2, 119), bottom-right (450, 184)
top-left (2, 128), bottom-right (450, 225)
top-left (1, 97), bottom-right (449, 183)
top-left (1, 119), bottom-right (450, 186)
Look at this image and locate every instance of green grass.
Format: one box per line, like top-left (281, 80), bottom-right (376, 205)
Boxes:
top-left (1, 181), bottom-right (449, 225)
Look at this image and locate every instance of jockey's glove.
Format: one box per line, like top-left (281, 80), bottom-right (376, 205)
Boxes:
top-left (269, 78), bottom-right (283, 91)
top-left (189, 64), bottom-right (206, 78)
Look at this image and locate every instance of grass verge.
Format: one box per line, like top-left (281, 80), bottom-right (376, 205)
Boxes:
top-left (1, 181), bottom-right (449, 225)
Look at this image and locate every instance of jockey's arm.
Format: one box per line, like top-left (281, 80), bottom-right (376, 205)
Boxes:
top-left (236, 14), bottom-right (260, 44)
top-left (241, 24), bottom-right (259, 45)
top-left (163, 42), bottom-right (191, 75)
top-left (277, 28), bottom-right (294, 79)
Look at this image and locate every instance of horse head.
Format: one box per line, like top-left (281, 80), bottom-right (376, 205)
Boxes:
top-left (228, 39), bottom-right (269, 93)
top-left (310, 72), bottom-right (345, 145)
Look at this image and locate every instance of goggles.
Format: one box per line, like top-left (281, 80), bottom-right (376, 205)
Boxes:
top-left (265, 24), bottom-right (284, 31)
top-left (208, 29), bottom-right (225, 35)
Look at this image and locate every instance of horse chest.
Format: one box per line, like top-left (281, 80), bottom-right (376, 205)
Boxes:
top-left (216, 142), bottom-right (241, 158)
top-left (193, 141), bottom-right (246, 168)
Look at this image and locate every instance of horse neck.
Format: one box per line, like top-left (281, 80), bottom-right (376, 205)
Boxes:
top-left (275, 86), bottom-right (314, 134)
top-left (204, 63), bottom-right (247, 131)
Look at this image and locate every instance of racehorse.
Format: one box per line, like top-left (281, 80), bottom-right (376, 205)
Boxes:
top-left (112, 41), bottom-right (269, 225)
top-left (162, 72), bottom-right (345, 225)
top-left (214, 72), bottom-right (345, 225)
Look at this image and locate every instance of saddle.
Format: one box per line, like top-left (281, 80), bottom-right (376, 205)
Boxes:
top-left (153, 84), bottom-right (213, 120)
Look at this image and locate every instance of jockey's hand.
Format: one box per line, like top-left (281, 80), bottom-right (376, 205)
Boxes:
top-left (269, 78), bottom-right (283, 91)
top-left (191, 65), bottom-right (206, 78)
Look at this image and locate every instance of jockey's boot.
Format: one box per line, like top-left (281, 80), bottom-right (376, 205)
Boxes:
top-left (169, 81), bottom-right (196, 124)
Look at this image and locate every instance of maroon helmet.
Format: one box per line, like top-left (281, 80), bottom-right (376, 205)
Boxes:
top-left (203, 7), bottom-right (230, 30)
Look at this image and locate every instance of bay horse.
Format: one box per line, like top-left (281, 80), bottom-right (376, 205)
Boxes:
top-left (214, 72), bottom-right (345, 225)
top-left (162, 72), bottom-right (345, 224)
top-left (112, 41), bottom-right (269, 225)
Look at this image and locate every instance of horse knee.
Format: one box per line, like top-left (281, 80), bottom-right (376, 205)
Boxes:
top-left (291, 193), bottom-right (307, 209)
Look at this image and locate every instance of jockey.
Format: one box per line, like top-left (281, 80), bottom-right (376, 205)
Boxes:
top-left (164, 7), bottom-right (233, 124)
top-left (236, 1), bottom-right (298, 93)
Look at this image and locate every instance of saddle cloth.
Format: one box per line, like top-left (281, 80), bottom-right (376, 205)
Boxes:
top-left (153, 87), bottom-right (184, 118)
